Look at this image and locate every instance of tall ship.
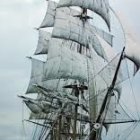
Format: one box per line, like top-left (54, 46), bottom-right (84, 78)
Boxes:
top-left (19, 0), bottom-right (140, 140)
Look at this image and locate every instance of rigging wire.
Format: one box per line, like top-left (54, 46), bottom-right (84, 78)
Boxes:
top-left (113, 94), bottom-right (135, 124)
top-left (117, 101), bottom-right (134, 121)
top-left (21, 101), bottom-right (27, 140)
top-left (109, 7), bottom-right (126, 45)
top-left (123, 122), bottom-right (138, 140)
top-left (32, 123), bottom-right (39, 140)
top-left (90, 53), bottom-right (120, 81)
top-left (31, 95), bottom-right (51, 140)
top-left (113, 97), bottom-right (118, 140)
top-left (38, 113), bottom-right (53, 140)
top-left (111, 122), bottom-right (135, 140)
top-left (125, 58), bottom-right (140, 119)
top-left (32, 115), bottom-right (43, 140)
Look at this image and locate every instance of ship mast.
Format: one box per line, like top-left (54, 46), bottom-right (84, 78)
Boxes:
top-left (73, 8), bottom-right (87, 140)
top-left (89, 47), bottom-right (125, 140)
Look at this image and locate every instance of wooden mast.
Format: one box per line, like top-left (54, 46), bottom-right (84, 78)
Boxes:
top-left (53, 8), bottom-right (91, 140)
top-left (89, 48), bottom-right (125, 140)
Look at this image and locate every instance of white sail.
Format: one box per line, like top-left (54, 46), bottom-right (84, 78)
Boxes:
top-left (52, 16), bottom-right (108, 60)
top-left (44, 38), bottom-right (89, 82)
top-left (24, 100), bottom-right (43, 114)
top-left (57, 0), bottom-right (110, 29)
top-left (30, 111), bottom-right (89, 123)
top-left (26, 58), bottom-right (45, 93)
top-left (26, 58), bottom-right (75, 94)
top-left (30, 112), bottom-right (50, 120)
top-left (125, 46), bottom-right (140, 75)
top-left (24, 98), bottom-right (58, 114)
top-left (39, 3), bottom-right (113, 46)
top-left (39, 1), bottom-right (57, 28)
top-left (26, 61), bottom-right (80, 95)
top-left (86, 42), bottom-right (122, 124)
top-left (52, 8), bottom-right (113, 59)
top-left (34, 30), bottom-right (51, 55)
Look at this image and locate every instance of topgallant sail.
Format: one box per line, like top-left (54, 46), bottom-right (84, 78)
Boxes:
top-left (19, 0), bottom-right (140, 140)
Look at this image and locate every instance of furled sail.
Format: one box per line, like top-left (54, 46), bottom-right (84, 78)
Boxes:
top-left (22, 95), bottom-right (58, 114)
top-left (57, 0), bottom-right (110, 29)
top-left (29, 112), bottom-right (89, 123)
top-left (24, 100), bottom-right (43, 114)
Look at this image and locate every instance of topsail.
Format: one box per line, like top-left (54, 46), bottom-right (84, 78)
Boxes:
top-left (57, 0), bottom-right (110, 29)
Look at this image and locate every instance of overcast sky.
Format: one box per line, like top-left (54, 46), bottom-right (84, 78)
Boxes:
top-left (0, 0), bottom-right (140, 140)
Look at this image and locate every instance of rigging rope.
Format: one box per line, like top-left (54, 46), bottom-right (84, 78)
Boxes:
top-left (123, 122), bottom-right (138, 140)
top-left (21, 101), bottom-right (27, 140)
top-left (125, 58), bottom-right (140, 120)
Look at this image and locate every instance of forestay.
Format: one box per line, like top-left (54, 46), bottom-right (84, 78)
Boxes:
top-left (57, 0), bottom-right (110, 29)
top-left (87, 43), bottom-right (122, 123)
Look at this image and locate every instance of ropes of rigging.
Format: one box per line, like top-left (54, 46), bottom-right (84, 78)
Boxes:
top-left (21, 101), bottom-right (27, 140)
top-left (122, 122), bottom-right (138, 140)
top-left (125, 58), bottom-right (140, 120)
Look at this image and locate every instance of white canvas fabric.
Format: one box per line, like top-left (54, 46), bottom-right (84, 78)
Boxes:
top-left (44, 39), bottom-right (89, 82)
top-left (34, 30), bottom-right (51, 55)
top-left (26, 58), bottom-right (45, 93)
top-left (57, 0), bottom-right (110, 28)
top-left (125, 46), bottom-right (140, 75)
top-left (40, 1), bottom-right (57, 28)
top-left (52, 12), bottom-right (109, 60)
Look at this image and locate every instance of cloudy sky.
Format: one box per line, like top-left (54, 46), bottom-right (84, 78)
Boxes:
top-left (0, 0), bottom-right (140, 140)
